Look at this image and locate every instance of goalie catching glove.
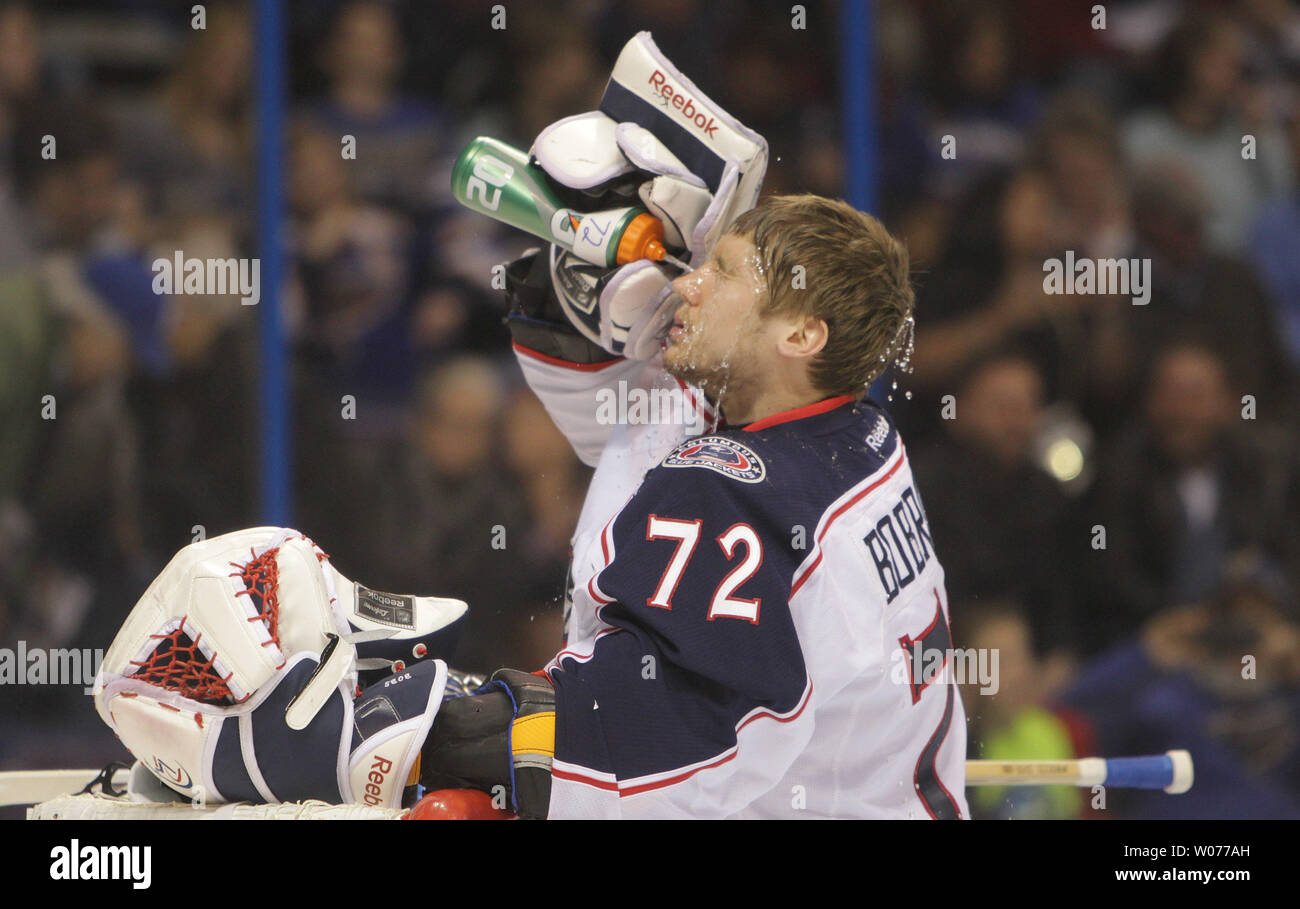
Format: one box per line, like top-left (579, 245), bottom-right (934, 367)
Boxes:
top-left (508, 31), bottom-right (768, 361)
top-left (93, 527), bottom-right (467, 809)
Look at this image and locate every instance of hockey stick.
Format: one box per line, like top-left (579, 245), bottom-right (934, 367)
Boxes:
top-left (0, 767), bottom-right (131, 807)
top-left (965, 749), bottom-right (1193, 794)
top-left (4, 750), bottom-right (1194, 809)
top-left (27, 795), bottom-right (407, 820)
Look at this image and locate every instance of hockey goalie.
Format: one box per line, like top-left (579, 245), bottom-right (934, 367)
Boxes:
top-left (85, 32), bottom-right (967, 821)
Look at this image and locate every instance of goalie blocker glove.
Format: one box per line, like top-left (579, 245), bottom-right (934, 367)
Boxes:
top-left (420, 668), bottom-right (556, 819)
top-left (524, 31), bottom-right (768, 361)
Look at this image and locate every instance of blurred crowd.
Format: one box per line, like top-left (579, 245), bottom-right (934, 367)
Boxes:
top-left (0, 0), bottom-right (1298, 818)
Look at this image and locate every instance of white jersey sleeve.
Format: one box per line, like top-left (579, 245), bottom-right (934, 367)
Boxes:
top-left (512, 341), bottom-right (714, 467)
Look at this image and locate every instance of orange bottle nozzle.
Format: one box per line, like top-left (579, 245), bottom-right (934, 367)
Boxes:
top-left (615, 212), bottom-right (668, 265)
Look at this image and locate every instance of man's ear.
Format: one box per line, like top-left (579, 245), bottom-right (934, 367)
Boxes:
top-left (777, 316), bottom-right (828, 361)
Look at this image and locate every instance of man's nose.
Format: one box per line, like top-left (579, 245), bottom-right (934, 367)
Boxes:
top-left (672, 272), bottom-right (701, 305)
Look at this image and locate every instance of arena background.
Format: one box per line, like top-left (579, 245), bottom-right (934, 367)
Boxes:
top-left (0, 0), bottom-right (1297, 820)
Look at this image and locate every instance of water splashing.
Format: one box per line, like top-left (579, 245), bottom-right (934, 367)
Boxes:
top-left (880, 314), bottom-right (916, 403)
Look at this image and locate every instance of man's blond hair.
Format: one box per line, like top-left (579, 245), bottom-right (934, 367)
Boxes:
top-left (729, 194), bottom-right (914, 396)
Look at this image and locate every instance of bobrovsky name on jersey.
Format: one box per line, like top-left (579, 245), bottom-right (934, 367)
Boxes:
top-left (863, 484), bottom-right (934, 603)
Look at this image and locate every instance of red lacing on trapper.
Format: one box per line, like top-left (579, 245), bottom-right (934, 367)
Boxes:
top-left (230, 545), bottom-right (283, 654)
top-left (131, 543), bottom-right (301, 705)
top-left (128, 617), bottom-right (235, 705)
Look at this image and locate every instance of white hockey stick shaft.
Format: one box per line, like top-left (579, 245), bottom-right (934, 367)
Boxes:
top-left (0, 768), bottom-right (129, 807)
top-left (3, 750), bottom-right (1195, 808)
top-left (965, 750), bottom-right (1194, 794)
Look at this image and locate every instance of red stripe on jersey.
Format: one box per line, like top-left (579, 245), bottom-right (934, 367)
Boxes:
top-left (551, 766), bottom-right (620, 790)
top-left (586, 576), bottom-right (615, 605)
top-left (553, 681), bottom-right (813, 797)
top-left (674, 377), bottom-right (716, 423)
top-left (736, 680), bottom-right (813, 732)
top-left (547, 625), bottom-right (621, 670)
top-left (512, 341), bottom-right (625, 371)
top-left (789, 447), bottom-right (907, 597)
top-left (585, 515), bottom-right (617, 605)
top-left (619, 750), bottom-right (739, 796)
top-left (789, 553), bottom-right (823, 598)
top-left (600, 519), bottom-right (613, 565)
top-left (742, 394), bottom-right (856, 431)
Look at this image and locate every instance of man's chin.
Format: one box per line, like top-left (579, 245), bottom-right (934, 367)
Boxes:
top-left (665, 356), bottom-right (725, 400)
top-left (664, 342), bottom-right (698, 371)
top-left (663, 344), bottom-right (690, 379)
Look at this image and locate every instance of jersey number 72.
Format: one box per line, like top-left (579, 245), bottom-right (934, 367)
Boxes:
top-left (645, 516), bottom-right (764, 624)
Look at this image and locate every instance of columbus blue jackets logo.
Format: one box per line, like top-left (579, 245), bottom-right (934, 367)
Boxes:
top-left (663, 436), bottom-right (766, 483)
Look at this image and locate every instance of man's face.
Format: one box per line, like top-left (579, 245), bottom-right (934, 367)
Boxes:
top-left (664, 232), bottom-right (771, 400)
top-left (956, 358), bottom-right (1045, 468)
top-left (1145, 347), bottom-right (1233, 465)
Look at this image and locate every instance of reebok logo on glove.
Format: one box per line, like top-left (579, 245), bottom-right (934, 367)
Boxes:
top-left (364, 755), bottom-right (393, 806)
top-left (649, 70), bottom-right (717, 139)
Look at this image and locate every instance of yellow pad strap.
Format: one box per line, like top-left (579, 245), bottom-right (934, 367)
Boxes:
top-left (512, 711), bottom-right (556, 759)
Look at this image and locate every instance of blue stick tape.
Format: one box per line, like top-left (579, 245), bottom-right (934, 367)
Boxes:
top-left (1104, 755), bottom-right (1173, 790)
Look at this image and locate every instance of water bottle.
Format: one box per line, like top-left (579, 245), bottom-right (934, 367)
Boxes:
top-left (451, 136), bottom-right (680, 269)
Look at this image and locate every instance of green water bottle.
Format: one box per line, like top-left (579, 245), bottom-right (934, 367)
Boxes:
top-left (451, 136), bottom-right (679, 269)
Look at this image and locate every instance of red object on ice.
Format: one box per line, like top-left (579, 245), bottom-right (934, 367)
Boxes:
top-left (403, 789), bottom-right (516, 820)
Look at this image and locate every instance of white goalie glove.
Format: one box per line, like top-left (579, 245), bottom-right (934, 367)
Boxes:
top-left (527, 31), bottom-right (768, 360)
top-left (92, 527), bottom-right (467, 809)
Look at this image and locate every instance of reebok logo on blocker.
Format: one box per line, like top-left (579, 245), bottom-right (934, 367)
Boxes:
top-left (648, 70), bottom-right (718, 139)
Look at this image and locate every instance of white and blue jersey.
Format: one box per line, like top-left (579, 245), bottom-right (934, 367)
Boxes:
top-left (514, 342), bottom-right (967, 819)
